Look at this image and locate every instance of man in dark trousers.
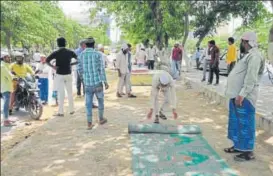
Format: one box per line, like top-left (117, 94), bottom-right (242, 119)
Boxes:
top-left (208, 40), bottom-right (220, 86)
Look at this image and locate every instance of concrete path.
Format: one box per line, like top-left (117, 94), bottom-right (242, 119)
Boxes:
top-left (183, 69), bottom-right (273, 117)
top-left (1, 74), bottom-right (273, 176)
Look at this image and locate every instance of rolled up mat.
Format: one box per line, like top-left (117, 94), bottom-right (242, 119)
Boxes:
top-left (128, 123), bottom-right (202, 134)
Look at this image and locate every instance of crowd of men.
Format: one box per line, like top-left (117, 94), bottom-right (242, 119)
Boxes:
top-left (1, 31), bottom-right (267, 161)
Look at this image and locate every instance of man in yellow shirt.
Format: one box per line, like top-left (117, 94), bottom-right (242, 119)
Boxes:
top-left (9, 53), bottom-right (35, 114)
top-left (226, 37), bottom-right (237, 75)
top-left (1, 53), bottom-right (15, 126)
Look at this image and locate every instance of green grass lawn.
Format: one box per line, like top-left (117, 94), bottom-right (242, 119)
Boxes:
top-left (131, 74), bottom-right (153, 86)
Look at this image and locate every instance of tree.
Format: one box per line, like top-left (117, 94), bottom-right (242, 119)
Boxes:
top-left (0, 1), bottom-right (111, 55)
top-left (93, 1), bottom-right (187, 48)
top-left (192, 0), bottom-right (265, 47)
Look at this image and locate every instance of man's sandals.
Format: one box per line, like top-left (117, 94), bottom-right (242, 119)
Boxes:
top-left (224, 146), bottom-right (255, 161)
top-left (159, 112), bottom-right (167, 120)
top-left (87, 118), bottom-right (107, 130)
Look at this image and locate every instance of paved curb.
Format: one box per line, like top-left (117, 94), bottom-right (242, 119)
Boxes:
top-left (182, 76), bottom-right (273, 135)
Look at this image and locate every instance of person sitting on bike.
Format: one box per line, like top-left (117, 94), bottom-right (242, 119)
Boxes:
top-left (9, 53), bottom-right (35, 115)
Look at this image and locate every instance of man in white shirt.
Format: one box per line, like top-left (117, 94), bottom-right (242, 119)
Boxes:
top-left (147, 70), bottom-right (178, 123)
top-left (35, 54), bottom-right (50, 104)
top-left (147, 45), bottom-right (157, 70)
top-left (98, 44), bottom-right (109, 68)
top-left (201, 42), bottom-right (211, 82)
top-left (135, 47), bottom-right (146, 67)
top-left (116, 44), bottom-right (136, 98)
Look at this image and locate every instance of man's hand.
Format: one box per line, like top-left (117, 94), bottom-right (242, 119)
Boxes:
top-left (147, 109), bottom-right (153, 119)
top-left (105, 82), bottom-right (109, 90)
top-left (172, 109), bottom-right (178, 119)
top-left (235, 96), bottom-right (244, 107)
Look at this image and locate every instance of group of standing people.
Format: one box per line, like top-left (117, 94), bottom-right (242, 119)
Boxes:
top-left (45, 37), bottom-right (108, 129)
top-left (135, 45), bottom-right (157, 70)
top-left (200, 37), bottom-right (237, 85)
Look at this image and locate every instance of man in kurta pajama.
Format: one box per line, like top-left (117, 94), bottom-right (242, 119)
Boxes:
top-left (116, 44), bottom-right (136, 98)
top-left (147, 70), bottom-right (178, 123)
top-left (225, 32), bottom-right (265, 161)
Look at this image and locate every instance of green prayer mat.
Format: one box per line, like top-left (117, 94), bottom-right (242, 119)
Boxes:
top-left (130, 74), bottom-right (153, 86)
top-left (128, 123), bottom-right (238, 176)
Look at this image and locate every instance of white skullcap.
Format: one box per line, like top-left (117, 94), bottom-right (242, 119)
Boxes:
top-left (98, 44), bottom-right (104, 50)
top-left (40, 54), bottom-right (46, 58)
top-left (241, 31), bottom-right (258, 48)
top-left (33, 52), bottom-right (41, 61)
top-left (1, 52), bottom-right (9, 58)
top-left (159, 73), bottom-right (170, 85)
top-left (121, 43), bottom-right (128, 50)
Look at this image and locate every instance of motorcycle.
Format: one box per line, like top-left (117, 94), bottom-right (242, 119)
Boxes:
top-left (14, 73), bottom-right (43, 120)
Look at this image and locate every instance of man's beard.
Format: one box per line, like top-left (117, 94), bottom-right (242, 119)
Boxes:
top-left (17, 61), bottom-right (23, 65)
top-left (240, 43), bottom-right (246, 54)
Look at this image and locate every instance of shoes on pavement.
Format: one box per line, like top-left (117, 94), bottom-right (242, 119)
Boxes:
top-left (53, 113), bottom-right (64, 117)
top-left (99, 118), bottom-right (108, 125)
top-left (128, 94), bottom-right (137, 98)
top-left (207, 82), bottom-right (212, 85)
top-left (201, 78), bottom-right (206, 82)
top-left (159, 111), bottom-right (167, 120)
top-left (234, 152), bottom-right (255, 162)
top-left (70, 111), bottom-right (75, 115)
top-left (154, 116), bottom-right (160, 124)
top-left (214, 83), bottom-right (219, 86)
top-left (116, 93), bottom-right (122, 98)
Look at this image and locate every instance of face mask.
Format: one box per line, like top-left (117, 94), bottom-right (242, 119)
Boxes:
top-left (240, 42), bottom-right (246, 54)
top-left (17, 61), bottom-right (23, 65)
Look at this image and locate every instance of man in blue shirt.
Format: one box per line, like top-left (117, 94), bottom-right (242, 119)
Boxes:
top-left (75, 40), bottom-right (98, 108)
top-left (78, 37), bottom-right (109, 129)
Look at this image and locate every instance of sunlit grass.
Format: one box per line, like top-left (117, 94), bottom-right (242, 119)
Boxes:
top-left (131, 74), bottom-right (153, 86)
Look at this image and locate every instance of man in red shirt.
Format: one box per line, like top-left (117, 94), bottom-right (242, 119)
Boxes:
top-left (171, 43), bottom-right (182, 79)
top-left (208, 40), bottom-right (220, 85)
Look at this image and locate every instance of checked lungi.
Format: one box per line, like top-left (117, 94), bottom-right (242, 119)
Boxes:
top-left (228, 98), bottom-right (256, 151)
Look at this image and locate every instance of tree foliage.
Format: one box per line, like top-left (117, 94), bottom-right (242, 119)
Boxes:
top-left (92, 0), bottom-right (266, 49)
top-left (1, 1), bottom-right (111, 54)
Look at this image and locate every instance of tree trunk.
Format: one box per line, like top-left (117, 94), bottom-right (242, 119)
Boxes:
top-left (196, 34), bottom-right (206, 48)
top-left (182, 13), bottom-right (189, 46)
top-left (164, 32), bottom-right (169, 48)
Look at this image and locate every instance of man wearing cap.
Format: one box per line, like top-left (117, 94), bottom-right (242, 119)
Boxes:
top-left (1, 53), bottom-right (15, 126)
top-left (147, 70), bottom-right (178, 123)
top-left (35, 54), bottom-right (50, 104)
top-left (224, 32), bottom-right (265, 161)
top-left (78, 37), bottom-right (108, 129)
top-left (116, 44), bottom-right (137, 98)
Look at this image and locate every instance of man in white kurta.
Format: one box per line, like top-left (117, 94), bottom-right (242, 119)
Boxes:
top-left (116, 44), bottom-right (136, 98)
top-left (147, 70), bottom-right (178, 123)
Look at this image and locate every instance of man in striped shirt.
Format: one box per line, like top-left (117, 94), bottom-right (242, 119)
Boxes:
top-left (78, 37), bottom-right (108, 129)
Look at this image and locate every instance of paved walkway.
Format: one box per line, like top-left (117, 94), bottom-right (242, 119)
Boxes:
top-left (1, 74), bottom-right (273, 176)
top-left (183, 69), bottom-right (273, 118)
